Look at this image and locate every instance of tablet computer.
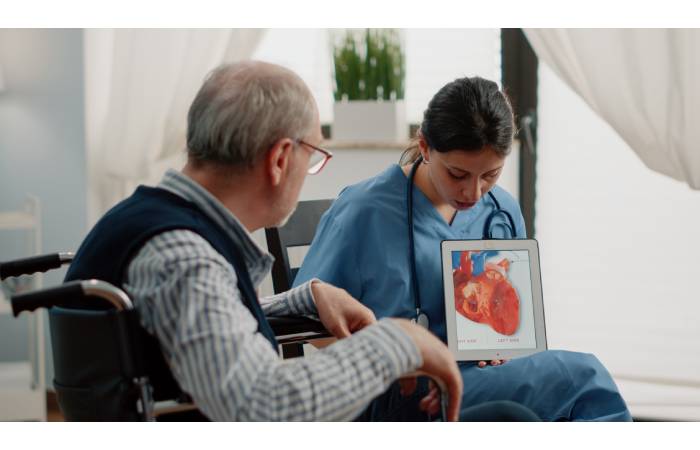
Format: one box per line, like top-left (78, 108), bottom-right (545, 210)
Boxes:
top-left (441, 239), bottom-right (547, 362)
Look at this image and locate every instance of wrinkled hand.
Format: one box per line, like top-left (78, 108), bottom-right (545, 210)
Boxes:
top-left (393, 319), bottom-right (463, 422)
top-left (311, 281), bottom-right (376, 338)
top-left (477, 359), bottom-right (508, 368)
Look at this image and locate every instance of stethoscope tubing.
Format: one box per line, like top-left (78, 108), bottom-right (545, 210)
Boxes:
top-left (406, 156), bottom-right (517, 322)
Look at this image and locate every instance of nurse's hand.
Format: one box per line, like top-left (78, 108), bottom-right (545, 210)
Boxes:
top-left (310, 281), bottom-right (376, 338)
top-left (477, 360), bottom-right (508, 368)
top-left (393, 319), bottom-right (463, 422)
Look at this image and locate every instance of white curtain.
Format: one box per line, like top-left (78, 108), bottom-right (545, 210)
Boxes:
top-left (84, 29), bottom-right (265, 224)
top-left (524, 29), bottom-right (700, 190)
top-left (529, 30), bottom-right (700, 420)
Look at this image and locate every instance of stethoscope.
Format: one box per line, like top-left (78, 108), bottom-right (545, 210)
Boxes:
top-left (406, 156), bottom-right (517, 329)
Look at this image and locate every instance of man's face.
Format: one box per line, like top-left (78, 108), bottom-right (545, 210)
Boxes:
top-left (274, 105), bottom-right (323, 227)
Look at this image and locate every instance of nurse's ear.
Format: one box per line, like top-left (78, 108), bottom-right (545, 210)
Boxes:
top-left (265, 137), bottom-right (295, 187)
top-left (417, 135), bottom-right (432, 164)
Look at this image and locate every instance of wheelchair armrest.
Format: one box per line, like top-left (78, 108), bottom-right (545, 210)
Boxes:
top-left (268, 316), bottom-right (331, 342)
top-left (0, 252), bottom-right (74, 280)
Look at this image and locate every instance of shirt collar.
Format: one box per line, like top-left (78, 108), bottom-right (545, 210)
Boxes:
top-left (157, 169), bottom-right (274, 286)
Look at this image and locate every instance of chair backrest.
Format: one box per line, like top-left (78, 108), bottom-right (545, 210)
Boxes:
top-left (265, 199), bottom-right (333, 293)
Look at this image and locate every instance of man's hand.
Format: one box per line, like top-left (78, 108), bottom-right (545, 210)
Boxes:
top-left (392, 319), bottom-right (463, 422)
top-left (311, 281), bottom-right (376, 338)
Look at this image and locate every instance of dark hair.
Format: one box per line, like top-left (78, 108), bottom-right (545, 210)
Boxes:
top-left (401, 76), bottom-right (514, 164)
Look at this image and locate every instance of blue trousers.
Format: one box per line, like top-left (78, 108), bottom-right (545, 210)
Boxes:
top-left (357, 350), bottom-right (632, 421)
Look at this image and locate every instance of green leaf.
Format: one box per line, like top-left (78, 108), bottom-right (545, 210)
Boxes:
top-left (331, 28), bottom-right (405, 102)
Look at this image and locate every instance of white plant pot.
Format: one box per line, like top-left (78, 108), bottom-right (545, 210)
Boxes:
top-left (333, 100), bottom-right (407, 142)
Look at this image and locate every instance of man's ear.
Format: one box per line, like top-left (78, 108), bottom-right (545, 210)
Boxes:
top-left (265, 138), bottom-right (295, 187)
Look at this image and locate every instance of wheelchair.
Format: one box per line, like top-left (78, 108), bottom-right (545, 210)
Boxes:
top-left (1, 252), bottom-right (330, 421)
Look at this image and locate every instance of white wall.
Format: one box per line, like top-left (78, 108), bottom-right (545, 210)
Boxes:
top-left (0, 29), bottom-right (87, 385)
top-left (536, 62), bottom-right (700, 420)
top-left (299, 148), bottom-right (403, 201)
top-left (404, 29), bottom-right (501, 123)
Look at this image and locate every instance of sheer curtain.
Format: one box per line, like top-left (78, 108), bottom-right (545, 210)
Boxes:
top-left (84, 29), bottom-right (265, 224)
top-left (528, 29), bottom-right (700, 420)
top-left (525, 29), bottom-right (700, 190)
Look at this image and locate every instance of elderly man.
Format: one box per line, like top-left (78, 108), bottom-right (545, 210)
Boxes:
top-left (65, 61), bottom-right (534, 421)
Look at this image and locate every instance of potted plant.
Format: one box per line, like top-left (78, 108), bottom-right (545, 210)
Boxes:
top-left (332, 29), bottom-right (407, 142)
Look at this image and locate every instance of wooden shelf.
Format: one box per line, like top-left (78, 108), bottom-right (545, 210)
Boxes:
top-left (324, 140), bottom-right (410, 150)
top-left (0, 211), bottom-right (37, 230)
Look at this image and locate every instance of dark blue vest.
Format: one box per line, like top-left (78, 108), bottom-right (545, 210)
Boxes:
top-left (65, 186), bottom-right (278, 349)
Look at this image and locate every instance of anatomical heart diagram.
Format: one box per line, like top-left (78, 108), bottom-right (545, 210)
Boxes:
top-left (453, 251), bottom-right (520, 335)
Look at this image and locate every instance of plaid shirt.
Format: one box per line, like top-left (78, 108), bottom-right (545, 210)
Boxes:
top-left (123, 170), bottom-right (421, 421)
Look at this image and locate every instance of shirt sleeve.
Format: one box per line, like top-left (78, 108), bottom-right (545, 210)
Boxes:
top-left (124, 230), bottom-right (421, 421)
top-left (259, 279), bottom-right (319, 317)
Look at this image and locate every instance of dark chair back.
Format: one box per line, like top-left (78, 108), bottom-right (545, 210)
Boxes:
top-left (264, 199), bottom-right (334, 358)
top-left (265, 199), bottom-right (334, 293)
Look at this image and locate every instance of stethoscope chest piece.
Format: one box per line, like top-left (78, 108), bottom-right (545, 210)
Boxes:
top-left (414, 312), bottom-right (430, 329)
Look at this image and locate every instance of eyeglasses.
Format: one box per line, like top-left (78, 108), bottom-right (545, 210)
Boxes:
top-left (297, 139), bottom-right (333, 175)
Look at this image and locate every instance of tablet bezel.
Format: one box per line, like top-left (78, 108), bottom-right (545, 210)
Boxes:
top-left (441, 239), bottom-right (547, 362)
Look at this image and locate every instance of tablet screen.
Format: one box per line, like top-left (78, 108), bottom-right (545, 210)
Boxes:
top-left (451, 250), bottom-right (537, 351)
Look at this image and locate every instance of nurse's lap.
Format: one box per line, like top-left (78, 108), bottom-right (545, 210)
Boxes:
top-left (357, 350), bottom-right (629, 421)
top-left (458, 349), bottom-right (629, 421)
top-left (458, 400), bottom-right (540, 421)
top-left (459, 350), bottom-right (578, 402)
top-left (355, 376), bottom-right (539, 421)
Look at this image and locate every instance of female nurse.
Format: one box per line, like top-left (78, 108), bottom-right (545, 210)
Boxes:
top-left (294, 76), bottom-right (632, 421)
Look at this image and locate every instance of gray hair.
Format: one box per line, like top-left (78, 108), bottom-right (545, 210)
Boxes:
top-left (186, 61), bottom-right (316, 167)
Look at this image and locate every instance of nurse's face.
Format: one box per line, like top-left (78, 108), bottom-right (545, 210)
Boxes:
top-left (423, 145), bottom-right (506, 211)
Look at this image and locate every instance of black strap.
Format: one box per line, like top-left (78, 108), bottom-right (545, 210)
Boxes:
top-left (407, 157), bottom-right (423, 317)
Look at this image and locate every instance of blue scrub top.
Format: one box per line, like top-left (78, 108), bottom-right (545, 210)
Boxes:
top-left (294, 164), bottom-right (526, 342)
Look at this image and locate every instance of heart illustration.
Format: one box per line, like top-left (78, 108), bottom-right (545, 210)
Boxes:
top-left (453, 251), bottom-right (520, 335)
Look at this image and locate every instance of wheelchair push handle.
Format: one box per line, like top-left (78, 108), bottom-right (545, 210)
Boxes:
top-left (0, 252), bottom-right (74, 280)
top-left (11, 279), bottom-right (133, 317)
top-left (11, 281), bottom-right (85, 316)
